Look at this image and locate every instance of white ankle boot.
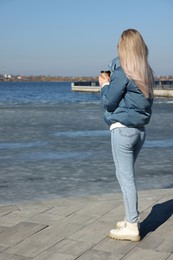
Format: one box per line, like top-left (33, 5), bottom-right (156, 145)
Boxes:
top-left (109, 221), bottom-right (141, 242)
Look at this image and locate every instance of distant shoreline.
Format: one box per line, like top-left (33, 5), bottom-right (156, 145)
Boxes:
top-left (0, 75), bottom-right (98, 82)
top-left (0, 75), bottom-right (173, 83)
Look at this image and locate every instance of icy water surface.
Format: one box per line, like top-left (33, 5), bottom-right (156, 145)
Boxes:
top-left (0, 81), bottom-right (172, 204)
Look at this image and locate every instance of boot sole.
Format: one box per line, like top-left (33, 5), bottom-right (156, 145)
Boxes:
top-left (109, 232), bottom-right (141, 242)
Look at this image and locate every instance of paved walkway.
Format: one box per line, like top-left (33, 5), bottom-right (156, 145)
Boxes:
top-left (0, 188), bottom-right (172, 260)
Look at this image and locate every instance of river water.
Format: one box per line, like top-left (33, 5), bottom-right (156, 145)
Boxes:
top-left (0, 81), bottom-right (172, 204)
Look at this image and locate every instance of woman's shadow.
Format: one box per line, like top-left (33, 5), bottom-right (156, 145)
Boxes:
top-left (140, 198), bottom-right (173, 238)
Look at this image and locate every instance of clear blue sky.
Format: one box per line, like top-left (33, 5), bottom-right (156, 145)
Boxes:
top-left (0, 0), bottom-right (172, 77)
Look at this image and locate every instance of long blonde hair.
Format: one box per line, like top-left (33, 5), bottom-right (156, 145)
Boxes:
top-left (118, 29), bottom-right (154, 98)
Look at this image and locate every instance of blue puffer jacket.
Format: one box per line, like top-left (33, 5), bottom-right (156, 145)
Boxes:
top-left (101, 58), bottom-right (153, 127)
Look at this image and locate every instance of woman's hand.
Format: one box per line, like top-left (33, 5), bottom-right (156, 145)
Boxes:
top-left (98, 73), bottom-right (110, 88)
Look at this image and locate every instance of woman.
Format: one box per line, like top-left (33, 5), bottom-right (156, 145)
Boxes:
top-left (99, 29), bottom-right (154, 242)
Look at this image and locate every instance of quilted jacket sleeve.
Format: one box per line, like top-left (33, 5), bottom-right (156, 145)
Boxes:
top-left (100, 67), bottom-right (128, 112)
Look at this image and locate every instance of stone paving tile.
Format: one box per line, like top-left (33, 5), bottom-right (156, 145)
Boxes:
top-left (138, 197), bottom-right (161, 212)
top-left (99, 204), bottom-right (125, 223)
top-left (167, 253), bottom-right (173, 260)
top-left (64, 212), bottom-right (99, 225)
top-left (76, 200), bottom-right (116, 217)
top-left (44, 204), bottom-right (83, 216)
top-left (28, 213), bottom-right (66, 226)
top-left (0, 246), bottom-right (8, 253)
top-left (0, 212), bottom-right (37, 227)
top-left (0, 226), bottom-right (8, 233)
top-left (121, 247), bottom-right (170, 260)
top-left (69, 220), bottom-right (111, 243)
top-left (35, 252), bottom-right (74, 260)
top-left (0, 222), bottom-right (48, 247)
top-left (76, 249), bottom-right (120, 260)
top-left (6, 222), bottom-right (84, 258)
top-left (34, 239), bottom-right (94, 260)
top-left (93, 237), bottom-right (137, 259)
top-left (0, 205), bottom-right (20, 215)
top-left (0, 202), bottom-right (53, 227)
top-left (0, 253), bottom-right (33, 259)
top-left (17, 201), bottom-right (53, 215)
top-left (44, 196), bottom-right (98, 208)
